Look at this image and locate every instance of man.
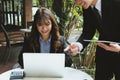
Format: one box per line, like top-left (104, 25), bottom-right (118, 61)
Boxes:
top-left (65, 0), bottom-right (120, 80)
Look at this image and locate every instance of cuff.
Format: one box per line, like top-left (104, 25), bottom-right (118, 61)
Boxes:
top-left (74, 42), bottom-right (83, 52)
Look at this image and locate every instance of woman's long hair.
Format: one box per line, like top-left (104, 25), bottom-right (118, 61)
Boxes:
top-left (29, 7), bottom-right (61, 52)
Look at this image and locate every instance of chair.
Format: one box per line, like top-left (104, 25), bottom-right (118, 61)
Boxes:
top-left (0, 24), bottom-right (24, 64)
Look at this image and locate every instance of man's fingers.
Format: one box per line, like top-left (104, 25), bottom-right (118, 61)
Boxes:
top-left (64, 46), bottom-right (70, 52)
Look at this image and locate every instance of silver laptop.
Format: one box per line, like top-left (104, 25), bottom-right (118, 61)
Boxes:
top-left (23, 53), bottom-right (65, 78)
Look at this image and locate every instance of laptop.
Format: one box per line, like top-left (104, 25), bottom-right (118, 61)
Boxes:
top-left (23, 53), bottom-right (65, 78)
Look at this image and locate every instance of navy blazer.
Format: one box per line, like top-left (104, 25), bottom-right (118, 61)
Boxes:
top-left (18, 36), bottom-right (72, 68)
top-left (77, 0), bottom-right (120, 62)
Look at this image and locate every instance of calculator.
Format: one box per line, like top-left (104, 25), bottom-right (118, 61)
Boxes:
top-left (10, 70), bottom-right (24, 80)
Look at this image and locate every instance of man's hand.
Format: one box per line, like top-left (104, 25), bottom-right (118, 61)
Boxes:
top-left (97, 42), bottom-right (120, 53)
top-left (64, 43), bottom-right (79, 56)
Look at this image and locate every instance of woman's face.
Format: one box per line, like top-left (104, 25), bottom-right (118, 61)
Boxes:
top-left (37, 19), bottom-right (52, 38)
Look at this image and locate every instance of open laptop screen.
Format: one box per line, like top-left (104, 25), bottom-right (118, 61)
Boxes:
top-left (23, 53), bottom-right (65, 78)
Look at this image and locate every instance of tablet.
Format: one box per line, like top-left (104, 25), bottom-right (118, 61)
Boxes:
top-left (84, 39), bottom-right (120, 44)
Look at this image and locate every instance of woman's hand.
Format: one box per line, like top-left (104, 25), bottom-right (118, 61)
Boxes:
top-left (97, 42), bottom-right (120, 53)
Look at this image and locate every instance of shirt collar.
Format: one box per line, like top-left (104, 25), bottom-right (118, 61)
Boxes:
top-left (39, 35), bottom-right (51, 43)
top-left (95, 0), bottom-right (101, 12)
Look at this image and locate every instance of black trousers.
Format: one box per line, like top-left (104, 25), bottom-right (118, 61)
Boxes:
top-left (95, 53), bottom-right (120, 80)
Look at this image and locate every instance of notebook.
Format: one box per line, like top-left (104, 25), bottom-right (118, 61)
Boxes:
top-left (23, 53), bottom-right (65, 78)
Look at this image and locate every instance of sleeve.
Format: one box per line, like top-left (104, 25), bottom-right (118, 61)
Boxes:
top-left (77, 7), bottom-right (97, 49)
top-left (18, 36), bottom-right (31, 68)
top-left (60, 36), bottom-right (72, 67)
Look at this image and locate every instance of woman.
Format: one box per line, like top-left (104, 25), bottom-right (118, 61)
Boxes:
top-left (18, 7), bottom-right (72, 68)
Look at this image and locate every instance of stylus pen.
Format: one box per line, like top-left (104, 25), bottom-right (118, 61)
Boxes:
top-left (65, 39), bottom-right (70, 45)
top-left (64, 39), bottom-right (70, 53)
top-left (66, 39), bottom-right (70, 45)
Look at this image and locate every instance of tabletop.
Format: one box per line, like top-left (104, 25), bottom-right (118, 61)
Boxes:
top-left (0, 67), bottom-right (93, 80)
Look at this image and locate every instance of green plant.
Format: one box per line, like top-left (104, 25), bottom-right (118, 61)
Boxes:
top-left (52, 0), bottom-right (83, 39)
